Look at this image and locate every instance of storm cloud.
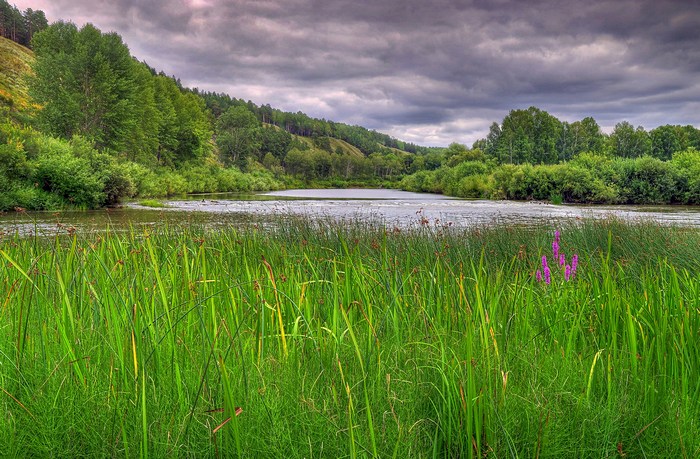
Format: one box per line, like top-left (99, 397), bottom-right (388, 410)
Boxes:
top-left (13, 0), bottom-right (700, 146)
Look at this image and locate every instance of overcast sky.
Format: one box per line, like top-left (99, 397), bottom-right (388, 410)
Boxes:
top-left (12, 0), bottom-right (700, 147)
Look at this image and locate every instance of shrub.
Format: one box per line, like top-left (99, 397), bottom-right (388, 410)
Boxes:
top-left (671, 148), bottom-right (700, 204)
top-left (456, 174), bottom-right (493, 198)
top-left (0, 184), bottom-right (65, 211)
top-left (612, 156), bottom-right (680, 204)
top-left (34, 153), bottom-right (105, 208)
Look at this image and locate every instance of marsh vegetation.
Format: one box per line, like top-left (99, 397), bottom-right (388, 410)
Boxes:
top-left (1, 218), bottom-right (698, 457)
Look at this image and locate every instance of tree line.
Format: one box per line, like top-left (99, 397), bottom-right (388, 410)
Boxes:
top-left (198, 91), bottom-right (434, 155)
top-left (476, 106), bottom-right (700, 164)
top-left (401, 109), bottom-right (700, 205)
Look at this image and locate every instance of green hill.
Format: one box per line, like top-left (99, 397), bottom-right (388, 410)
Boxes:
top-left (328, 137), bottom-right (365, 157)
top-left (263, 123), bottom-right (393, 158)
top-left (292, 135), bottom-right (368, 157)
top-left (0, 36), bottom-right (35, 113)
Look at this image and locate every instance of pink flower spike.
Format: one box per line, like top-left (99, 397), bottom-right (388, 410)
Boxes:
top-left (536, 270), bottom-right (542, 282)
top-left (552, 240), bottom-right (559, 259)
top-left (554, 230), bottom-right (560, 242)
top-left (565, 265), bottom-right (571, 281)
top-left (559, 253), bottom-right (565, 266)
top-left (571, 254), bottom-right (578, 276)
top-left (544, 266), bottom-right (551, 285)
top-left (542, 255), bottom-right (548, 271)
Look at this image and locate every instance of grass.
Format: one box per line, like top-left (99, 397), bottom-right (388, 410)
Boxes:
top-left (0, 36), bottom-right (35, 114)
top-left (137, 199), bottom-right (170, 208)
top-left (0, 218), bottom-right (699, 457)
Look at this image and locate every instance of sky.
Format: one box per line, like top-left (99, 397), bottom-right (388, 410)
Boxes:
top-left (12, 0), bottom-right (700, 147)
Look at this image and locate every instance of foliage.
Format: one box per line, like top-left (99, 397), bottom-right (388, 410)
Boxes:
top-left (606, 121), bottom-right (652, 158)
top-left (216, 105), bottom-right (261, 167)
top-left (30, 23), bottom-right (138, 150)
top-left (0, 1), bottom-right (47, 47)
top-left (484, 106), bottom-right (562, 164)
top-left (609, 156), bottom-right (681, 204)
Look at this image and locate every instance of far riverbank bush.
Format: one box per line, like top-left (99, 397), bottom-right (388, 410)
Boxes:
top-left (400, 149), bottom-right (700, 204)
top-left (0, 118), bottom-right (283, 211)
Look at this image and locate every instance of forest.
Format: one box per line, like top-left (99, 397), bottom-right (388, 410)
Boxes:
top-left (2, 12), bottom-right (700, 210)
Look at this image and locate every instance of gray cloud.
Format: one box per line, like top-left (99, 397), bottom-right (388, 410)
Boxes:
top-left (13, 0), bottom-right (700, 146)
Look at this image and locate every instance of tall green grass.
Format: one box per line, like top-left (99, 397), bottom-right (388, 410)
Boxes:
top-left (0, 218), bottom-right (698, 457)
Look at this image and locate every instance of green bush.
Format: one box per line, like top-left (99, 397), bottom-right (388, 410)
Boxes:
top-left (180, 165), bottom-right (220, 193)
top-left (34, 153), bottom-right (105, 208)
top-left (671, 148), bottom-right (700, 204)
top-left (456, 173), bottom-right (492, 198)
top-left (215, 167), bottom-right (251, 192)
top-left (556, 164), bottom-right (619, 203)
top-left (0, 141), bottom-right (32, 181)
top-left (612, 156), bottom-right (681, 204)
top-left (0, 184), bottom-right (65, 211)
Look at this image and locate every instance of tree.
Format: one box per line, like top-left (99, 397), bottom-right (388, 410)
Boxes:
top-left (558, 117), bottom-right (604, 160)
top-left (487, 107), bottom-right (562, 165)
top-left (216, 106), bottom-right (260, 167)
top-left (30, 22), bottom-right (138, 151)
top-left (23, 8), bottom-right (47, 46)
top-left (260, 126), bottom-right (292, 159)
top-left (607, 121), bottom-right (651, 158)
top-left (650, 125), bottom-right (681, 161)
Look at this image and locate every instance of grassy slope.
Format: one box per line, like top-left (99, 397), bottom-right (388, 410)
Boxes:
top-left (328, 137), bottom-right (365, 157)
top-left (0, 36), bottom-right (34, 113)
top-left (291, 134), bottom-right (367, 158)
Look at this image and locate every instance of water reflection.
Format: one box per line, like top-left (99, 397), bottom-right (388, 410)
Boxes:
top-left (160, 189), bottom-right (700, 228)
top-left (3, 189), bottom-right (700, 237)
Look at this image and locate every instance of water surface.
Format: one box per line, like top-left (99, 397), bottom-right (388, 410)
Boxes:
top-left (3, 189), bottom-right (700, 237)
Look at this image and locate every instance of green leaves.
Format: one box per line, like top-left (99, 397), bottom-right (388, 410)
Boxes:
top-left (30, 23), bottom-right (138, 151)
top-left (216, 106), bottom-right (261, 167)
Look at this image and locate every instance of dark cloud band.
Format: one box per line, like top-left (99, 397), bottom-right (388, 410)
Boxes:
top-left (13, 0), bottom-right (700, 146)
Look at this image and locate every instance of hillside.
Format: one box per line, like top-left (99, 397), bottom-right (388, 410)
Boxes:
top-left (0, 36), bottom-right (34, 113)
top-left (328, 137), bottom-right (365, 158)
top-left (290, 134), bottom-right (370, 158)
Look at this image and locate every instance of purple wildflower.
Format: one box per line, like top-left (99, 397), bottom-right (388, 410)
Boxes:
top-left (544, 266), bottom-right (551, 285)
top-left (571, 254), bottom-right (578, 278)
top-left (542, 255), bottom-right (548, 272)
top-left (559, 253), bottom-right (566, 266)
top-left (536, 270), bottom-right (543, 282)
top-left (565, 264), bottom-right (571, 281)
top-left (554, 230), bottom-right (560, 242)
top-left (552, 239), bottom-right (559, 260)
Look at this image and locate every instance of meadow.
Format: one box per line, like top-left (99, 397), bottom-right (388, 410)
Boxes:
top-left (0, 218), bottom-right (698, 457)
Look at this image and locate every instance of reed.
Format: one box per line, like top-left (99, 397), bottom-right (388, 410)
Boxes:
top-left (0, 218), bottom-right (698, 457)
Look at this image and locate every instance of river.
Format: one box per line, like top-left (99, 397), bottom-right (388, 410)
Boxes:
top-left (3, 189), bottom-right (700, 237)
